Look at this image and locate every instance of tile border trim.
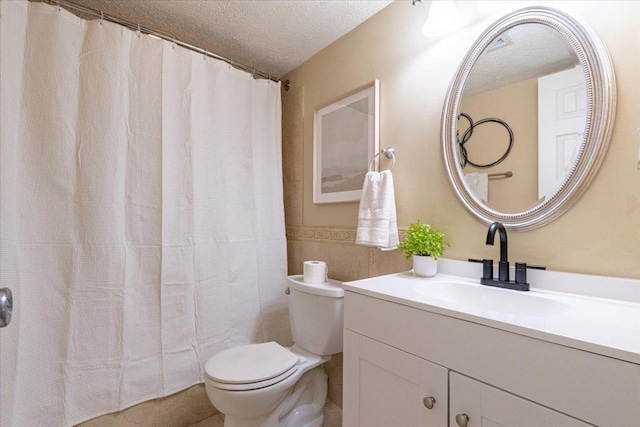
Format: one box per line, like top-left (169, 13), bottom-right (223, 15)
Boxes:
top-left (286, 226), bottom-right (357, 244)
top-left (286, 226), bottom-right (405, 245)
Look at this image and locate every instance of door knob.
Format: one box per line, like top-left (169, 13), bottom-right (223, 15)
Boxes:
top-left (423, 396), bottom-right (435, 409)
top-left (0, 287), bottom-right (13, 328)
top-left (456, 413), bottom-right (470, 427)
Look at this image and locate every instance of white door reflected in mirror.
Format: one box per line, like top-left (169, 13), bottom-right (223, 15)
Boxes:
top-left (538, 64), bottom-right (587, 201)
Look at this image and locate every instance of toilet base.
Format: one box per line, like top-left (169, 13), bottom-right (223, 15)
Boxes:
top-left (292, 414), bottom-right (323, 427)
top-left (279, 366), bottom-right (327, 427)
top-left (222, 365), bottom-right (328, 427)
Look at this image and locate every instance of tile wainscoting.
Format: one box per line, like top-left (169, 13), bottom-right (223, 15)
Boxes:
top-left (76, 385), bottom-right (218, 427)
top-left (286, 226), bottom-right (410, 282)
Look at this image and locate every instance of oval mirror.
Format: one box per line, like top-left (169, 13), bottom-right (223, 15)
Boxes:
top-left (442, 6), bottom-right (616, 231)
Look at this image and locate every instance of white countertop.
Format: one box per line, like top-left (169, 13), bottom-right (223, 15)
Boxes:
top-left (343, 267), bottom-right (640, 365)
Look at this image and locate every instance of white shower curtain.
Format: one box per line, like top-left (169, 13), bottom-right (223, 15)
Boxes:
top-left (0, 2), bottom-right (290, 426)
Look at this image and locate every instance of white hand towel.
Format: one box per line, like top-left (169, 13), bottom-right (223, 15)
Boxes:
top-left (356, 170), bottom-right (399, 250)
top-left (465, 172), bottom-right (488, 202)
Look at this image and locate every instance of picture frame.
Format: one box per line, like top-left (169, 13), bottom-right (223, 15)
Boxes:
top-left (313, 80), bottom-right (380, 204)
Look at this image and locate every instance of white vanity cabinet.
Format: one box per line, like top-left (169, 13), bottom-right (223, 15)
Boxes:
top-left (343, 287), bottom-right (640, 427)
top-left (344, 326), bottom-right (589, 427)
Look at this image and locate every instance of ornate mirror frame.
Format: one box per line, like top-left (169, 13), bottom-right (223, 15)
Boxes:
top-left (442, 6), bottom-right (616, 231)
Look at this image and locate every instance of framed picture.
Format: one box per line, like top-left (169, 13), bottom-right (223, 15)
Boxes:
top-left (313, 80), bottom-right (380, 204)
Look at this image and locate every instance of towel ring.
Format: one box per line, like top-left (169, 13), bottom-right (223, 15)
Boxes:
top-left (368, 147), bottom-right (396, 172)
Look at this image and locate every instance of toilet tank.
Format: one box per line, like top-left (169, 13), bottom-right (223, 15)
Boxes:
top-left (287, 275), bottom-right (344, 355)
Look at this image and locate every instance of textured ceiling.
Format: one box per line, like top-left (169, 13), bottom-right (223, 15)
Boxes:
top-left (464, 23), bottom-right (579, 96)
top-left (61, 0), bottom-right (394, 79)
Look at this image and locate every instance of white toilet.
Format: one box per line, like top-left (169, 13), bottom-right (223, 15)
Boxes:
top-left (203, 275), bottom-right (344, 427)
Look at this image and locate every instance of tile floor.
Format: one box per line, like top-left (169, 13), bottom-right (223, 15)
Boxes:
top-left (188, 400), bottom-right (342, 427)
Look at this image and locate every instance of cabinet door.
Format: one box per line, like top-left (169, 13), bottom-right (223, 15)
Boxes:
top-left (343, 329), bottom-right (448, 427)
top-left (450, 372), bottom-right (590, 427)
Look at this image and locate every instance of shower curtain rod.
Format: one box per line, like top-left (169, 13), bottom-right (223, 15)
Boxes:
top-left (44, 0), bottom-right (291, 90)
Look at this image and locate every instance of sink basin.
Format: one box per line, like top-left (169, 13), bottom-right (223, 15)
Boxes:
top-left (413, 280), bottom-right (570, 317)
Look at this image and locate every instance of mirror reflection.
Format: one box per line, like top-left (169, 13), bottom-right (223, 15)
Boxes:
top-left (457, 23), bottom-right (586, 214)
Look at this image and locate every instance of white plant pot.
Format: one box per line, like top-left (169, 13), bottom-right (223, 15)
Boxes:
top-left (413, 255), bottom-right (438, 277)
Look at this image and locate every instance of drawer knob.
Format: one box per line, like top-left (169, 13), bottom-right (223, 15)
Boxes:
top-left (456, 413), bottom-right (469, 427)
top-left (423, 396), bottom-right (435, 409)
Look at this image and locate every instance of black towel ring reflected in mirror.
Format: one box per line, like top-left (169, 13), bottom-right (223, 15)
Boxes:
top-left (457, 113), bottom-right (514, 168)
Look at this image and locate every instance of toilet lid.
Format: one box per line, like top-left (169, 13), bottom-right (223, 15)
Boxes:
top-left (204, 342), bottom-right (299, 385)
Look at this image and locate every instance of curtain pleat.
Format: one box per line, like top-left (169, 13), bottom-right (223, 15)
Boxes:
top-left (0, 2), bottom-right (289, 426)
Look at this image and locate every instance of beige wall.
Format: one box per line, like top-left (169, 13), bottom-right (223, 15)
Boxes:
top-left (283, 0), bottom-right (640, 280)
top-left (460, 77), bottom-right (539, 212)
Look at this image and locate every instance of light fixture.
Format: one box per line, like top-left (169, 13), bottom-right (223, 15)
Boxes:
top-left (422, 0), bottom-right (465, 37)
top-left (415, 0), bottom-right (479, 38)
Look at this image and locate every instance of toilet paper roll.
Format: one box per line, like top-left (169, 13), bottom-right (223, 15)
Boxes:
top-left (303, 261), bottom-right (328, 284)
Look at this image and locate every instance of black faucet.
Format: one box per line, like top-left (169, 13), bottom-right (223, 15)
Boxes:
top-left (486, 222), bottom-right (509, 282)
top-left (468, 221), bottom-right (546, 291)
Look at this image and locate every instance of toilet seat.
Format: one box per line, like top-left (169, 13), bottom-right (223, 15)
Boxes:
top-left (204, 342), bottom-right (300, 391)
top-left (206, 364), bottom-right (298, 391)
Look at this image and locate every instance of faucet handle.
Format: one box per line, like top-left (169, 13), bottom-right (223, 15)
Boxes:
top-left (469, 258), bottom-right (494, 280)
top-left (515, 262), bottom-right (547, 284)
top-left (515, 263), bottom-right (527, 284)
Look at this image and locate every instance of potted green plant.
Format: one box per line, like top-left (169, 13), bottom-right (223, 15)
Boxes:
top-left (398, 220), bottom-right (450, 277)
